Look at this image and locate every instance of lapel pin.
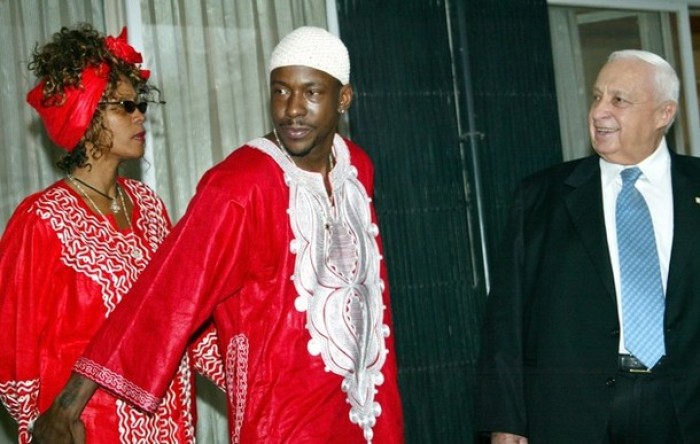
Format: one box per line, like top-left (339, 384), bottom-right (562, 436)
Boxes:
top-left (696, 197), bottom-right (700, 204)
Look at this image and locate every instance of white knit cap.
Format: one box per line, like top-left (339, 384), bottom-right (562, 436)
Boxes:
top-left (269, 26), bottom-right (350, 85)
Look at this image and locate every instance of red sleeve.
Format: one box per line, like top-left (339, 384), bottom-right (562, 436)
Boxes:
top-left (76, 167), bottom-right (250, 412)
top-left (0, 197), bottom-right (56, 442)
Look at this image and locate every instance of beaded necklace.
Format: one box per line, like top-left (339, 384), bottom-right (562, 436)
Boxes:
top-left (69, 175), bottom-right (121, 213)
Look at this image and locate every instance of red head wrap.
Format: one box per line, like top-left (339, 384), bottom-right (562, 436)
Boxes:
top-left (27, 63), bottom-right (109, 151)
top-left (26, 27), bottom-right (148, 152)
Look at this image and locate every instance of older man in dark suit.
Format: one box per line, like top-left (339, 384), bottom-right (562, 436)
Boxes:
top-left (476, 49), bottom-right (700, 443)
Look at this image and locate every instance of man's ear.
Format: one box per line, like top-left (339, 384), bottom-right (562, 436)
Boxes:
top-left (657, 100), bottom-right (677, 129)
top-left (338, 84), bottom-right (353, 114)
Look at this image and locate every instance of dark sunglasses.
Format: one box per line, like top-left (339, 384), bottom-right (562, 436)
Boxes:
top-left (98, 100), bottom-right (150, 114)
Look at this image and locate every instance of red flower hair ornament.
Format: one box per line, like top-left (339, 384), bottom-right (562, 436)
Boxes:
top-left (105, 27), bottom-right (151, 80)
top-left (26, 27), bottom-right (150, 152)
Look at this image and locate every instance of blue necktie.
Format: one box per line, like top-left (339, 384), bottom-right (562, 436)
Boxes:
top-left (617, 167), bottom-right (665, 368)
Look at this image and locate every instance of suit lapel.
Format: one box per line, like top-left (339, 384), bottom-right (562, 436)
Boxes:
top-left (667, 155), bottom-right (700, 299)
top-left (563, 157), bottom-right (616, 300)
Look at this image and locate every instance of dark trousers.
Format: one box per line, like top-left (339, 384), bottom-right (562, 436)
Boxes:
top-left (604, 367), bottom-right (682, 444)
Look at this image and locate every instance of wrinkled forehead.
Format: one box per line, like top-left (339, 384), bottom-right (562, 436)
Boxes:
top-left (594, 59), bottom-right (656, 97)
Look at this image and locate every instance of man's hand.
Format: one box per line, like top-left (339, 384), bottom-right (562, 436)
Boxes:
top-left (31, 373), bottom-right (97, 444)
top-left (492, 432), bottom-right (529, 444)
top-left (32, 411), bottom-right (85, 444)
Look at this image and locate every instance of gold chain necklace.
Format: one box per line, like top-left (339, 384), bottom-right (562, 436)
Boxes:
top-left (67, 176), bottom-right (143, 260)
top-left (272, 128), bottom-right (334, 171)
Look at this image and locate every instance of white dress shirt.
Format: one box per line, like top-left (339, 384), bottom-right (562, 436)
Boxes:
top-left (600, 139), bottom-right (674, 354)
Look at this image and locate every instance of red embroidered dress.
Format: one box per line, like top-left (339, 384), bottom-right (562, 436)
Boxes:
top-left (0, 178), bottom-right (221, 443)
top-left (76, 136), bottom-right (405, 443)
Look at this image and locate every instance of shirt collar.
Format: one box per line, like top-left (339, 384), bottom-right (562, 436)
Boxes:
top-left (600, 138), bottom-right (670, 188)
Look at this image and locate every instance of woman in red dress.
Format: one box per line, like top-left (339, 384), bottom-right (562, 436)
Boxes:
top-left (0, 24), bottom-right (222, 443)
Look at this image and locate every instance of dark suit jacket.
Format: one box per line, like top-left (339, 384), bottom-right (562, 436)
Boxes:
top-left (475, 151), bottom-right (700, 443)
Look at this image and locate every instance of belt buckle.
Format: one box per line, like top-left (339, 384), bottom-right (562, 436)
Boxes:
top-left (619, 354), bottom-right (652, 373)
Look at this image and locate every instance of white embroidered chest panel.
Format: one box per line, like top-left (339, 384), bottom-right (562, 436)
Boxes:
top-left (249, 136), bottom-right (390, 443)
top-left (36, 181), bottom-right (169, 316)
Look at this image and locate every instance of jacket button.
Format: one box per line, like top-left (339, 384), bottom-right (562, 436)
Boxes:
top-left (605, 378), bottom-right (616, 387)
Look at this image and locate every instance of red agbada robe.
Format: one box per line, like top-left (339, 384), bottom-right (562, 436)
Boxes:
top-left (76, 136), bottom-right (405, 443)
top-left (0, 178), bottom-right (224, 443)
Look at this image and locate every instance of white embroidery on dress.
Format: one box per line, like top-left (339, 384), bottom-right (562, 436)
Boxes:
top-left (176, 355), bottom-right (197, 444)
top-left (116, 356), bottom-right (194, 444)
top-left (226, 335), bottom-right (249, 444)
top-left (192, 329), bottom-right (226, 391)
top-left (35, 182), bottom-right (167, 316)
top-left (0, 378), bottom-right (39, 444)
top-left (250, 136), bottom-right (389, 443)
top-left (123, 180), bottom-right (170, 254)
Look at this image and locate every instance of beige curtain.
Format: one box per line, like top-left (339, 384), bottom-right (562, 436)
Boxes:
top-left (0, 0), bottom-right (327, 443)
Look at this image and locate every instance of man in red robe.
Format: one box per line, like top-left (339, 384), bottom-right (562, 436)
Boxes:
top-left (33, 26), bottom-right (405, 444)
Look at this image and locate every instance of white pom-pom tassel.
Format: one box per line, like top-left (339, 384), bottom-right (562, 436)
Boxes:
top-left (307, 338), bottom-right (322, 356)
top-left (294, 295), bottom-right (309, 312)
